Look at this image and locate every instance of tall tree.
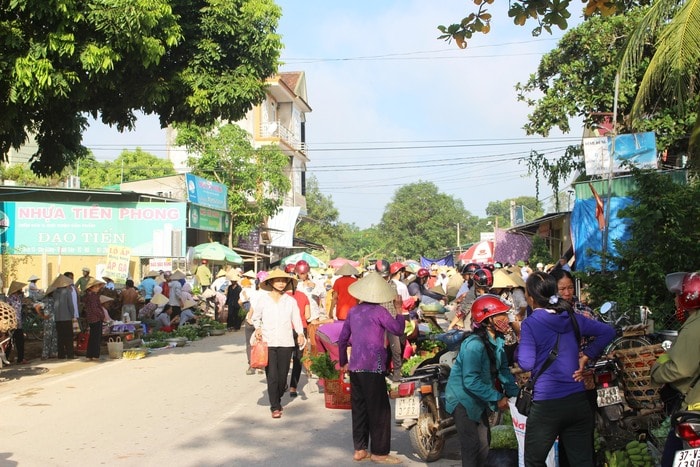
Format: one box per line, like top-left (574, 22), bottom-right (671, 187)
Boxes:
top-left (378, 181), bottom-right (478, 259)
top-left (295, 175), bottom-right (343, 249)
top-left (78, 149), bottom-right (176, 188)
top-left (1, 0), bottom-right (282, 175)
top-left (176, 123), bottom-right (290, 238)
top-left (620, 0), bottom-right (700, 168)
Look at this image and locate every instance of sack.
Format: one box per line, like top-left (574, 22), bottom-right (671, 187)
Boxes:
top-left (515, 381), bottom-right (534, 416)
top-left (660, 383), bottom-right (684, 415)
top-left (250, 340), bottom-right (268, 368)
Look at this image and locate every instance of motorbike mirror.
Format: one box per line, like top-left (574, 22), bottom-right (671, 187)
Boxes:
top-left (600, 302), bottom-right (616, 315)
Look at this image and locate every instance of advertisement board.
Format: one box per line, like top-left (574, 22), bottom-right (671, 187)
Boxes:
top-left (0, 201), bottom-right (186, 257)
top-left (185, 173), bottom-right (228, 211)
top-left (583, 132), bottom-right (657, 175)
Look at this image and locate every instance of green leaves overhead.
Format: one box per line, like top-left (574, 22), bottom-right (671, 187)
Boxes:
top-left (1, 0), bottom-right (282, 175)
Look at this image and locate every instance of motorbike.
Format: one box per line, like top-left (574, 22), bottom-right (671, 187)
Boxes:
top-left (393, 330), bottom-right (502, 462)
top-left (672, 411), bottom-right (700, 463)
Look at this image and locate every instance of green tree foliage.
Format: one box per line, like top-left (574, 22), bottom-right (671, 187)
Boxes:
top-left (332, 225), bottom-right (385, 264)
top-left (581, 169), bottom-right (700, 328)
top-left (0, 163), bottom-right (64, 186)
top-left (377, 181), bottom-right (478, 259)
top-left (438, 0), bottom-right (651, 48)
top-left (485, 196), bottom-right (543, 228)
top-left (295, 175), bottom-right (343, 249)
top-left (516, 8), bottom-right (694, 155)
top-left (1, 0), bottom-right (282, 176)
top-left (78, 149), bottom-right (176, 188)
top-left (528, 235), bottom-right (553, 268)
top-left (176, 123), bottom-right (290, 238)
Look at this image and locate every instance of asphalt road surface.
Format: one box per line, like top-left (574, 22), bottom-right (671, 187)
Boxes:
top-left (0, 331), bottom-right (505, 467)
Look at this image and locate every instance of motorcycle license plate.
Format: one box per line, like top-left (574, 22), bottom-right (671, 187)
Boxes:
top-left (395, 396), bottom-right (420, 420)
top-left (597, 386), bottom-right (624, 407)
top-left (673, 447), bottom-right (700, 466)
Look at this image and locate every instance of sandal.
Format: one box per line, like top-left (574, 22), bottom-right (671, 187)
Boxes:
top-left (289, 389), bottom-right (298, 397)
top-left (371, 455), bottom-right (401, 464)
top-left (271, 410), bottom-right (282, 419)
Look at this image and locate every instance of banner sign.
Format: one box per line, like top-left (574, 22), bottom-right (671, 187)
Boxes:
top-left (148, 258), bottom-right (173, 272)
top-left (104, 245), bottom-right (132, 283)
top-left (188, 205), bottom-right (231, 233)
top-left (0, 201), bottom-right (186, 257)
top-left (186, 173), bottom-right (228, 211)
top-left (583, 131), bottom-right (657, 176)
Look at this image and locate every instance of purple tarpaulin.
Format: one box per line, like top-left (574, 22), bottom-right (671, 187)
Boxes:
top-left (494, 228), bottom-right (532, 265)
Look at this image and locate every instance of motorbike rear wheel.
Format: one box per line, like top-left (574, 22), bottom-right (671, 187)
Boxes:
top-left (408, 394), bottom-right (445, 462)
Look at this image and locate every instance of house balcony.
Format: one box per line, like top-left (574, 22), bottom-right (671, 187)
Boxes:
top-left (259, 121), bottom-right (307, 153)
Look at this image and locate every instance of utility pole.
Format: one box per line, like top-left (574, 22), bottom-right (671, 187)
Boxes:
top-left (601, 74), bottom-right (620, 272)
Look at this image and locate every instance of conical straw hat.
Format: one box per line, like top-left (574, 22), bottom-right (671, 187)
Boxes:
top-left (46, 274), bottom-right (72, 295)
top-left (150, 293), bottom-right (169, 306)
top-left (335, 263), bottom-right (359, 277)
top-left (8, 281), bottom-right (27, 295)
top-left (170, 270), bottom-right (186, 280)
top-left (348, 271), bottom-right (396, 304)
top-left (260, 268), bottom-right (298, 292)
top-left (99, 295), bottom-right (114, 304)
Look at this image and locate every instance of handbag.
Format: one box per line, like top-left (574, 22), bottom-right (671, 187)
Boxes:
top-left (250, 339), bottom-right (268, 369)
top-left (516, 334), bottom-right (560, 416)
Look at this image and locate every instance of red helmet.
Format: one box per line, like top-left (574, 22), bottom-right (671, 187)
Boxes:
top-left (417, 268), bottom-right (430, 279)
top-left (472, 268), bottom-right (493, 288)
top-left (471, 294), bottom-right (511, 324)
top-left (284, 263), bottom-right (296, 274)
top-left (295, 260), bottom-right (310, 275)
top-left (375, 259), bottom-right (390, 277)
top-left (667, 272), bottom-right (700, 312)
top-left (390, 262), bottom-right (406, 275)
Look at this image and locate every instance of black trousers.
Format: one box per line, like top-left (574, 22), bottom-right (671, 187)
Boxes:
top-left (289, 329), bottom-right (308, 389)
top-left (524, 391), bottom-right (594, 467)
top-left (56, 320), bottom-right (74, 358)
top-left (453, 403), bottom-right (490, 467)
top-left (350, 372), bottom-right (392, 456)
top-left (227, 305), bottom-right (241, 330)
top-left (11, 328), bottom-right (25, 362)
top-left (265, 346), bottom-right (294, 412)
top-left (86, 321), bottom-right (102, 358)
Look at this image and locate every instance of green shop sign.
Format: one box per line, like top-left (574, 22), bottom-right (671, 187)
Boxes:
top-left (188, 205), bottom-right (230, 233)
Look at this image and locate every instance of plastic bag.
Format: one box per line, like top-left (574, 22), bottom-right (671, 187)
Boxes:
top-left (250, 340), bottom-right (268, 368)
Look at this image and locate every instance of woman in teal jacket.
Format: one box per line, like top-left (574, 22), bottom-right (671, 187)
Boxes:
top-left (445, 294), bottom-right (519, 467)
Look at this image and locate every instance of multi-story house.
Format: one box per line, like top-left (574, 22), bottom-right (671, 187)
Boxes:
top-left (165, 71), bottom-right (312, 262)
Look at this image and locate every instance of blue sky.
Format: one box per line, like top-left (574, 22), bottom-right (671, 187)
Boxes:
top-left (83, 1), bottom-right (584, 229)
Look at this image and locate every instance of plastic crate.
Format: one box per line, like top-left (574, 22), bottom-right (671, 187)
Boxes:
top-left (613, 344), bottom-right (665, 411)
top-left (324, 376), bottom-right (352, 410)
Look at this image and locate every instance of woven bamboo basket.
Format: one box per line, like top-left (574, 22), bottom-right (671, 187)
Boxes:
top-left (613, 344), bottom-right (665, 411)
top-left (0, 302), bottom-right (18, 333)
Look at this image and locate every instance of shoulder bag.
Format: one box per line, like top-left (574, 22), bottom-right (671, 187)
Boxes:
top-left (515, 334), bottom-right (560, 416)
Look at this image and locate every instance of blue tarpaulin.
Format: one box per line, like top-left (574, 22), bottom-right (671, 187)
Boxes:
top-left (571, 196), bottom-right (633, 271)
top-left (420, 254), bottom-right (454, 268)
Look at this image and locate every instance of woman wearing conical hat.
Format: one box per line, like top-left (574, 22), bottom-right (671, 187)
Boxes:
top-left (84, 278), bottom-right (106, 361)
top-left (34, 274), bottom-right (72, 359)
top-left (6, 280), bottom-right (28, 364)
top-left (251, 269), bottom-right (305, 419)
top-left (337, 272), bottom-right (407, 464)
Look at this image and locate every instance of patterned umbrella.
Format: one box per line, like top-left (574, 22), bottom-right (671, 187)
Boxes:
top-left (328, 257), bottom-right (360, 269)
top-left (281, 252), bottom-right (326, 269)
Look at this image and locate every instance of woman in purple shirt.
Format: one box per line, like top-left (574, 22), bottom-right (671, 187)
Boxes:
top-left (518, 272), bottom-right (614, 466)
top-left (338, 272), bottom-right (405, 465)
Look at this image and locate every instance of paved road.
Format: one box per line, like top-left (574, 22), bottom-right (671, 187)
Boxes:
top-left (0, 331), bottom-right (469, 467)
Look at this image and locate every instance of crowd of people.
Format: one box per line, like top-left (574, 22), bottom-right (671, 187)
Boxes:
top-left (2, 258), bottom-right (698, 467)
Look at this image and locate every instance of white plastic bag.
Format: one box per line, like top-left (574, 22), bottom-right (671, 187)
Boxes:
top-left (508, 398), bottom-right (558, 467)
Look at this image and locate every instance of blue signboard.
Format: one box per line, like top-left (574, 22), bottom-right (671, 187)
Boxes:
top-left (186, 173), bottom-right (228, 211)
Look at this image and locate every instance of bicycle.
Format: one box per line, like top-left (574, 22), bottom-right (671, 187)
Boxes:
top-left (22, 304), bottom-right (44, 340)
top-left (597, 302), bottom-right (654, 354)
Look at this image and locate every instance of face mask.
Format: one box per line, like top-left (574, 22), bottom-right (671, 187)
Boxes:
top-left (491, 314), bottom-right (511, 335)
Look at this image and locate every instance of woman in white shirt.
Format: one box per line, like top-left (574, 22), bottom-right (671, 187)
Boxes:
top-left (251, 268), bottom-right (305, 419)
